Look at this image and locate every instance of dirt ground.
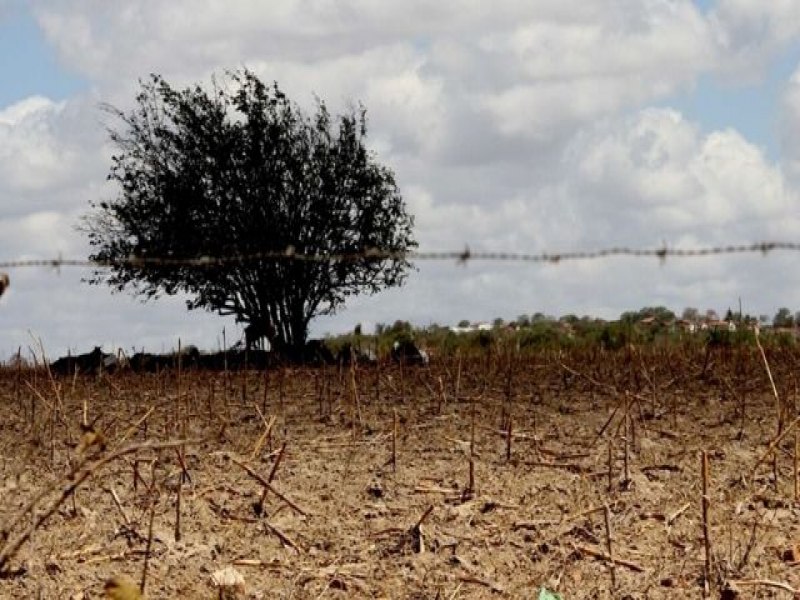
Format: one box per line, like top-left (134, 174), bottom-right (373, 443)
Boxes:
top-left (1, 350), bottom-right (800, 599)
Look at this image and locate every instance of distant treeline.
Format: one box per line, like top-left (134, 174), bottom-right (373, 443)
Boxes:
top-left (333, 308), bottom-right (800, 357)
top-left (6, 306), bottom-right (800, 373)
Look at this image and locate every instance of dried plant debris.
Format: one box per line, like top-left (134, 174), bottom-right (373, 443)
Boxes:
top-left (103, 576), bottom-right (142, 600)
top-left (1, 349), bottom-right (800, 597)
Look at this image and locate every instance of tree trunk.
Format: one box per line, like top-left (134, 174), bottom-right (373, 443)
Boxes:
top-left (252, 305), bottom-right (310, 364)
top-left (287, 316), bottom-right (309, 362)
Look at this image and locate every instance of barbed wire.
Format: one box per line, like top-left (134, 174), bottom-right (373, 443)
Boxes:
top-left (0, 241), bottom-right (798, 271)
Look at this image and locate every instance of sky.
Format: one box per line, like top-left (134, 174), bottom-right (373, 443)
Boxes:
top-left (3, 0), bottom-right (800, 360)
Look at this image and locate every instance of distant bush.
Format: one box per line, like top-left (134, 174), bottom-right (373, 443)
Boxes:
top-left (518, 323), bottom-right (561, 348)
top-left (324, 315), bottom-right (776, 360)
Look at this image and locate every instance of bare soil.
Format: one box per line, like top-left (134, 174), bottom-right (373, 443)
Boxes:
top-left (1, 348), bottom-right (800, 599)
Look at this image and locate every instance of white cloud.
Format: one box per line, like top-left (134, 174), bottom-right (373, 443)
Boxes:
top-left (241, 44), bottom-right (447, 157)
top-left (315, 106), bottom-right (800, 338)
top-left (0, 265), bottom-right (240, 360)
top-left (0, 97), bottom-right (72, 193)
top-left (0, 211), bottom-right (77, 257)
top-left (709, 0), bottom-right (800, 79)
top-left (399, 107), bottom-right (797, 263)
top-left (480, 4), bottom-right (715, 140)
top-left (29, 1), bottom-right (800, 157)
top-left (562, 109), bottom-right (796, 245)
top-left (4, 1), bottom-right (800, 358)
top-left (32, 2), bottom-right (715, 151)
top-left (0, 95), bottom-right (111, 218)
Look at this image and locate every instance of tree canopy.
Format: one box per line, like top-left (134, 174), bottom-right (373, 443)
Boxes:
top-left (774, 307), bottom-right (795, 328)
top-left (84, 70), bottom-right (416, 356)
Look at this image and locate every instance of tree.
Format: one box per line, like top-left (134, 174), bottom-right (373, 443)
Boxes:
top-left (774, 307), bottom-right (795, 328)
top-left (388, 320), bottom-right (412, 335)
top-left (681, 307), bottom-right (699, 322)
top-left (84, 70), bottom-right (416, 358)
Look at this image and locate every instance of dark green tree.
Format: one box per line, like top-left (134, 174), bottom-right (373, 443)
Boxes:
top-left (621, 306), bottom-right (676, 324)
top-left (84, 70), bottom-right (416, 357)
top-left (774, 307), bottom-right (795, 328)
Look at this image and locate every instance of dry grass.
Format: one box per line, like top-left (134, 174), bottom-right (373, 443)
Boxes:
top-left (1, 344), bottom-right (800, 598)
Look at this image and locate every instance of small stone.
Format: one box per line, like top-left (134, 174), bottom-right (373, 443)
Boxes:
top-left (211, 566), bottom-right (246, 598)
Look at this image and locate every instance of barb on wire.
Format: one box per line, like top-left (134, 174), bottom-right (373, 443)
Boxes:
top-left (0, 241), bottom-right (798, 271)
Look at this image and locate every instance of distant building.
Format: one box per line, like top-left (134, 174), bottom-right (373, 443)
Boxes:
top-left (450, 322), bottom-right (492, 334)
top-left (701, 320), bottom-right (737, 333)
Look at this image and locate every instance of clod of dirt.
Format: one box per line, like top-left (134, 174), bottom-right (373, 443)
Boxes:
top-left (755, 494), bottom-right (790, 510)
top-left (329, 576), bottom-right (348, 590)
top-left (367, 481), bottom-right (384, 498)
top-left (781, 544), bottom-right (800, 562)
top-left (44, 559), bottom-right (61, 575)
top-left (719, 582), bottom-right (741, 599)
top-left (530, 542), bottom-right (551, 562)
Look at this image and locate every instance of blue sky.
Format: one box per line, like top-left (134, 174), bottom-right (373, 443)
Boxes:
top-left (681, 0), bottom-right (800, 160)
top-left (664, 44), bottom-right (800, 160)
top-left (0, 7), bottom-right (85, 106)
top-left (3, 1), bottom-right (800, 358)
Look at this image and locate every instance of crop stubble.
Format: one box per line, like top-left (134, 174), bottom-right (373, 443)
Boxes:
top-left (0, 343), bottom-right (799, 598)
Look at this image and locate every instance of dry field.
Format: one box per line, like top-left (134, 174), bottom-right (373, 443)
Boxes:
top-left (2, 344), bottom-right (800, 599)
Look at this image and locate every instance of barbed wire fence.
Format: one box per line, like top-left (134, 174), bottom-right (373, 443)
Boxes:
top-left (0, 240), bottom-right (798, 303)
top-left (0, 240), bottom-right (799, 273)
top-left (0, 241), bottom-right (796, 352)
